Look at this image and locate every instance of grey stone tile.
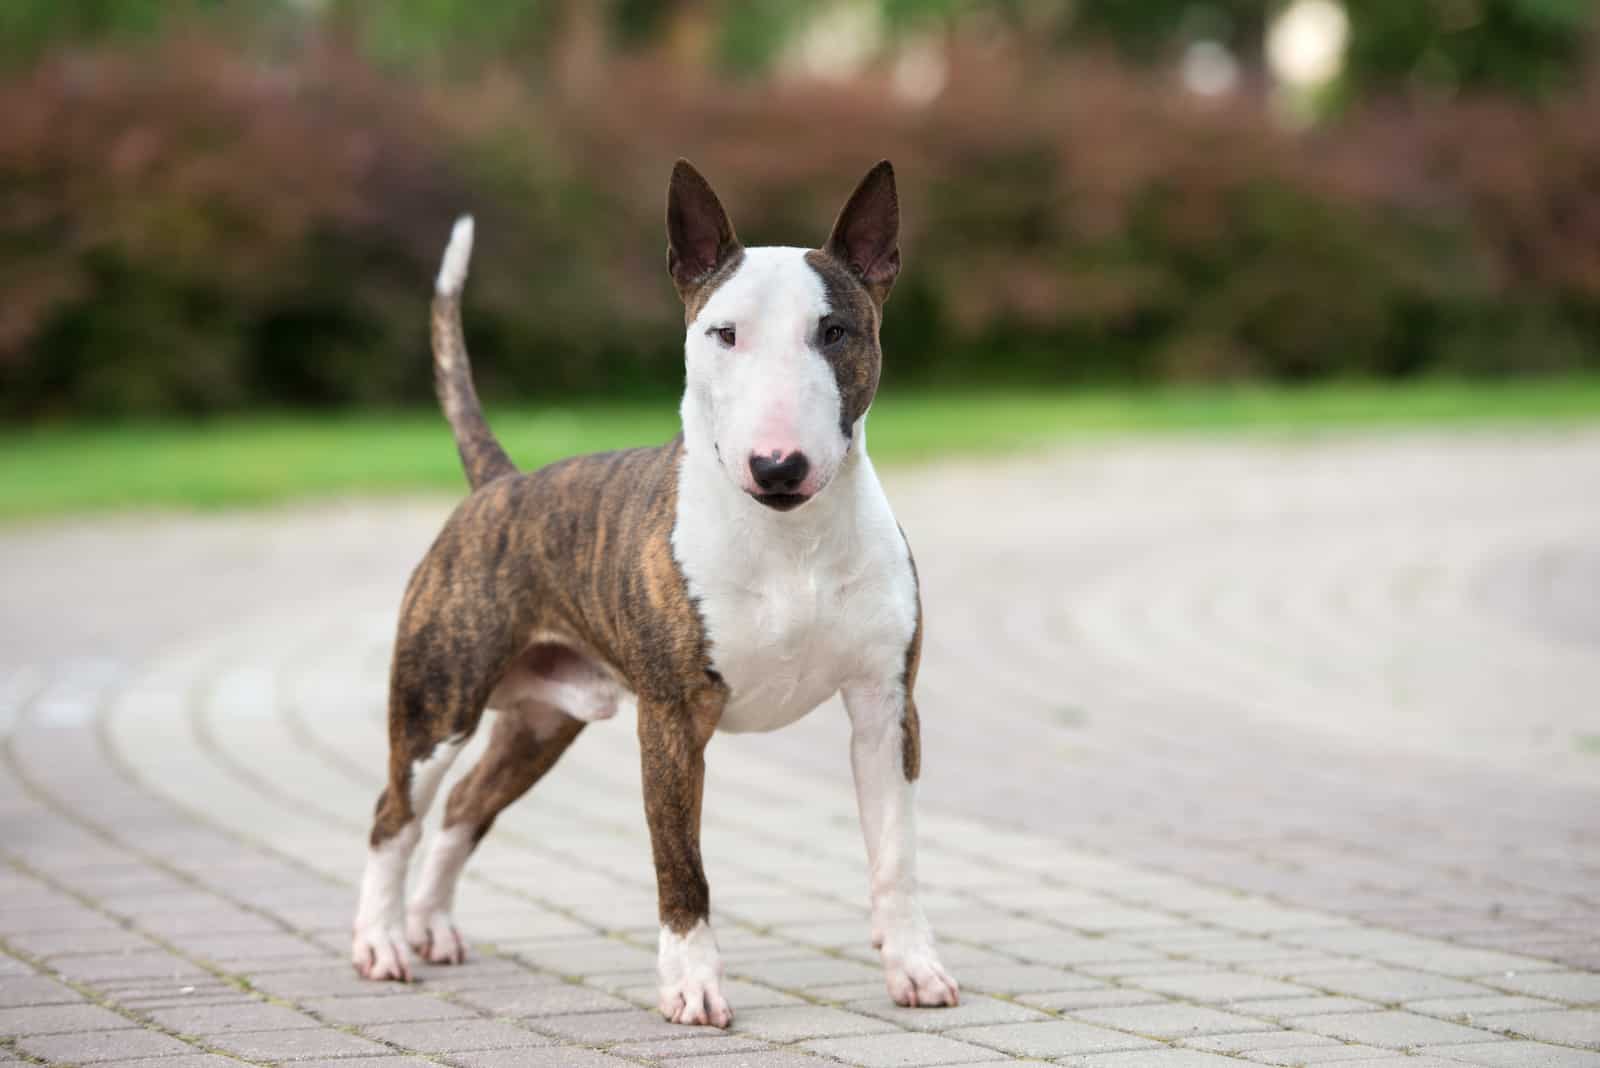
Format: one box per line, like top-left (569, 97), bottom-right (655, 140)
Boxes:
top-left (453, 982), bottom-right (633, 1017)
top-left (208, 1027), bottom-right (394, 1060)
top-left (847, 993), bottom-right (1050, 1032)
top-left (731, 956), bottom-right (883, 989)
top-left (951, 1019), bottom-right (1162, 1057)
top-left (1282, 1010), bottom-right (1501, 1049)
top-left (98, 1057), bottom-right (240, 1068)
top-left (305, 992), bottom-right (479, 1025)
top-left (1181, 1031), bottom-right (1338, 1053)
top-left (1417, 1039), bottom-right (1600, 1066)
top-left (957, 963), bottom-right (1103, 994)
top-left (801, 1032), bottom-right (1002, 1067)
top-left (294, 1059), bottom-right (442, 1068)
top-left (1060, 1051), bottom-right (1262, 1067)
top-left (0, 974), bottom-right (85, 1008)
top-left (657, 1052), bottom-right (837, 1068)
top-left (607, 1033), bottom-right (774, 1059)
top-left (1017, 988), bottom-right (1165, 1012)
top-left (1301, 970), bottom-right (1497, 1003)
top-left (51, 951), bottom-right (211, 983)
top-left (1491, 973), bottom-right (1600, 1005)
top-left (1406, 996), bottom-right (1562, 1021)
top-left (363, 1018), bottom-right (556, 1052)
top-left (1071, 1003), bottom-right (1266, 1039)
top-left (1243, 1045), bottom-right (1406, 1065)
top-left (1238, 997), bottom-right (1383, 1018)
top-left (146, 999), bottom-right (323, 1033)
top-left (442, 1049), bottom-right (640, 1068)
top-left (18, 1028), bottom-right (197, 1063)
top-left (0, 1002), bottom-right (137, 1034)
top-left (1130, 972), bottom-right (1316, 1004)
top-left (729, 1004), bottom-right (893, 1041)
top-left (530, 1009), bottom-right (722, 1043)
top-left (1471, 1010), bottom-right (1600, 1049)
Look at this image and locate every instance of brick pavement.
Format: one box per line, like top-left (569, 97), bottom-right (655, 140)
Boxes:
top-left (2, 430), bottom-right (1598, 1065)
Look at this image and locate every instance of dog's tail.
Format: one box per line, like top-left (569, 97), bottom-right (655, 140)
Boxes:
top-left (431, 216), bottom-right (517, 490)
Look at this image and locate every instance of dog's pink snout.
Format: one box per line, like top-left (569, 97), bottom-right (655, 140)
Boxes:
top-left (748, 450), bottom-right (810, 494)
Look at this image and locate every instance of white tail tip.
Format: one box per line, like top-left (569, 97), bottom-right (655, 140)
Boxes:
top-left (435, 215), bottom-right (475, 296)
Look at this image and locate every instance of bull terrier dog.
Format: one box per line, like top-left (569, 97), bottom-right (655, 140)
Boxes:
top-left (351, 160), bottom-right (958, 1026)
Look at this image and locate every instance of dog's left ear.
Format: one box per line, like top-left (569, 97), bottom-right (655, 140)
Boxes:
top-left (825, 160), bottom-right (900, 304)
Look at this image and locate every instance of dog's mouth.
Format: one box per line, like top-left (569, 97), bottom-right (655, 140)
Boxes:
top-left (750, 492), bottom-right (810, 512)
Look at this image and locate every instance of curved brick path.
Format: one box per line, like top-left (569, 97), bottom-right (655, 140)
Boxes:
top-left (2, 430), bottom-right (1598, 1067)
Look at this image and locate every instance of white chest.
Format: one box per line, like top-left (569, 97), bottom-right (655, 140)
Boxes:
top-left (672, 457), bottom-right (918, 734)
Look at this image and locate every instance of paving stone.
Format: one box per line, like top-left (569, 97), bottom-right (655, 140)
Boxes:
top-left (97, 1057), bottom-right (240, 1068)
top-left (1490, 973), bottom-right (1600, 1004)
top-left (1470, 1010), bottom-right (1600, 1049)
top-left (800, 1031), bottom-right (1001, 1067)
top-left (363, 1018), bottom-right (556, 1052)
top-left (18, 1028), bottom-right (198, 1062)
top-left (0, 974), bottom-right (85, 1007)
top-left (442, 1049), bottom-right (640, 1068)
top-left (1406, 996), bottom-right (1562, 1021)
top-left (530, 1009), bottom-right (722, 1043)
top-left (295, 1059), bottom-right (443, 1068)
top-left (1239, 997), bottom-right (1384, 1018)
top-left (729, 1004), bottom-right (894, 1041)
top-left (1071, 1002), bottom-right (1266, 1039)
top-left (955, 963), bottom-right (1103, 994)
top-left (950, 1019), bottom-right (1162, 1057)
top-left (1060, 1051), bottom-right (1261, 1067)
top-left (1017, 988), bottom-right (1166, 1012)
top-left (656, 1052), bottom-right (838, 1068)
top-left (1181, 1031), bottom-right (1339, 1053)
top-left (731, 956), bottom-right (883, 989)
top-left (0, 1002), bottom-right (137, 1034)
top-left (1244, 1044), bottom-right (1405, 1064)
top-left (847, 993), bottom-right (1050, 1032)
top-left (207, 1027), bottom-right (393, 1060)
top-left (1131, 972), bottom-right (1317, 1004)
top-left (1417, 1039), bottom-right (1600, 1066)
top-left (51, 951), bottom-right (211, 983)
top-left (435, 976), bottom-right (615, 1014)
top-left (607, 1033), bottom-right (774, 1059)
top-left (305, 992), bottom-right (482, 1025)
top-left (1282, 1010), bottom-right (1502, 1049)
top-left (146, 998), bottom-right (323, 1033)
top-left (1301, 970), bottom-right (1498, 1003)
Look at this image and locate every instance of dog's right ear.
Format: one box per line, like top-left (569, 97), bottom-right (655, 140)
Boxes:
top-left (667, 159), bottom-right (741, 301)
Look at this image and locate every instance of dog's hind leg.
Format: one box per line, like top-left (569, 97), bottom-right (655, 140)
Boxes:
top-left (352, 582), bottom-right (513, 981)
top-left (406, 700), bottom-right (586, 964)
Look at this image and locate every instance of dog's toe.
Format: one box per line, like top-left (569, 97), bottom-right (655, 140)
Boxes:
top-left (407, 909), bottom-right (467, 966)
top-left (884, 950), bottom-right (959, 1008)
top-left (352, 925), bottom-right (414, 982)
top-left (659, 978), bottom-right (732, 1029)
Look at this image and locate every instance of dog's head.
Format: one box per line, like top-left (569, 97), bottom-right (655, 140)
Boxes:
top-left (668, 160), bottom-right (900, 513)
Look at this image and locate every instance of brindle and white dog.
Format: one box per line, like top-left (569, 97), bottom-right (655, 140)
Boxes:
top-left (351, 160), bottom-right (958, 1026)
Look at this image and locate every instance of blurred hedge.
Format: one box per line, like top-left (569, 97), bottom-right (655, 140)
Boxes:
top-left (3, 32), bottom-right (1600, 420)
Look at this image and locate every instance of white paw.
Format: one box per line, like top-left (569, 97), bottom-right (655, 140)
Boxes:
top-left (406, 907), bottom-right (467, 965)
top-left (657, 919), bottom-right (732, 1028)
top-left (352, 923), bottom-right (415, 982)
top-left (883, 939), bottom-right (959, 1007)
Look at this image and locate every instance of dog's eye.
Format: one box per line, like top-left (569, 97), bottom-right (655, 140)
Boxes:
top-left (714, 326), bottom-right (736, 348)
top-left (823, 324), bottom-right (846, 346)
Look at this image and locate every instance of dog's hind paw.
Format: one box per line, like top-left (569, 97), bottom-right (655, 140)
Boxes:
top-left (659, 976), bottom-right (732, 1028)
top-left (883, 946), bottom-right (959, 1008)
top-left (406, 909), bottom-right (467, 966)
top-left (352, 924), bottom-right (415, 982)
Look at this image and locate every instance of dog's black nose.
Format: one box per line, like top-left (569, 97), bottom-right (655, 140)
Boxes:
top-left (749, 451), bottom-right (810, 494)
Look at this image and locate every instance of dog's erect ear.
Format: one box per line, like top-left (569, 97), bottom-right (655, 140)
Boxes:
top-left (667, 159), bottom-right (741, 300)
top-left (825, 160), bottom-right (900, 304)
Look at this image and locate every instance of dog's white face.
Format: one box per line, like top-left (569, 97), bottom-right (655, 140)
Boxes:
top-left (667, 160), bottom-right (899, 513)
top-left (682, 248), bottom-right (855, 511)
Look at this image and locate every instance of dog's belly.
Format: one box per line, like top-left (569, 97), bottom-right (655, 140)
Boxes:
top-left (716, 668), bottom-right (840, 733)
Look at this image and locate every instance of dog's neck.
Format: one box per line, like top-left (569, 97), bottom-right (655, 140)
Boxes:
top-left (676, 390), bottom-right (870, 538)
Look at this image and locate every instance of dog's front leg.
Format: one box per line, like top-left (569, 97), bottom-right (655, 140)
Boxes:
top-left (639, 692), bottom-right (732, 1028)
top-left (843, 683), bottom-right (959, 1007)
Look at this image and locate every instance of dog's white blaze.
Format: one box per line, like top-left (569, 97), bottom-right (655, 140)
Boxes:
top-left (675, 248), bottom-right (917, 734)
top-left (681, 247), bottom-right (848, 498)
